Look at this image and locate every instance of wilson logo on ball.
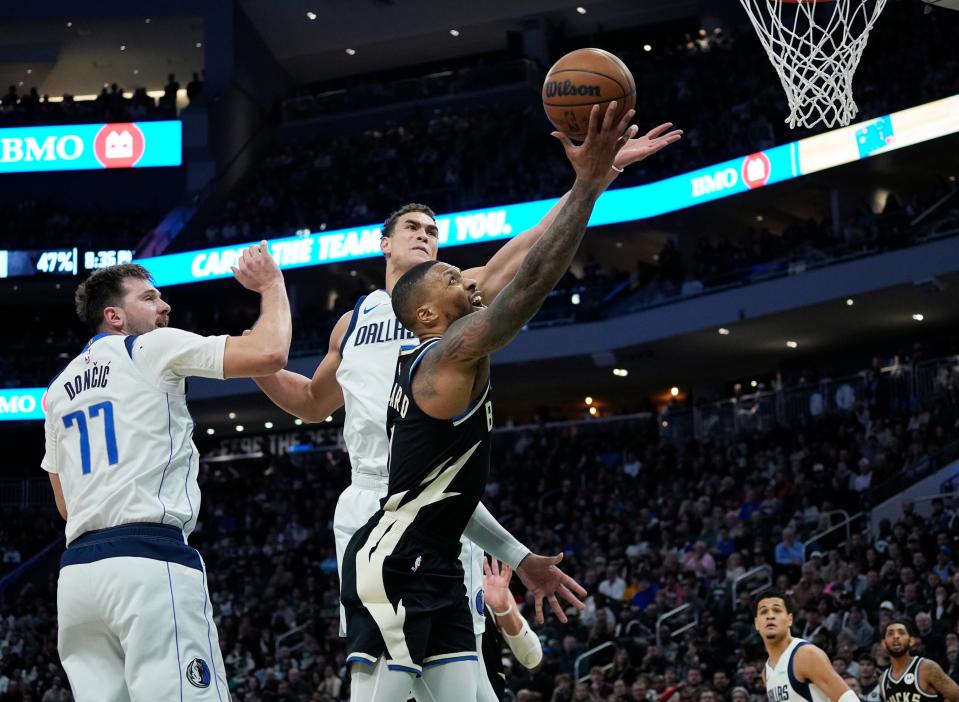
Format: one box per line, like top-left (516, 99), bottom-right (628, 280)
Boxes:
top-left (544, 80), bottom-right (601, 98)
top-left (93, 123), bottom-right (146, 168)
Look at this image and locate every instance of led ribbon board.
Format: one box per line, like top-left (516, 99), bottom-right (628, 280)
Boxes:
top-left (134, 93), bottom-right (955, 286)
top-left (0, 121), bottom-right (181, 173)
top-left (0, 388), bottom-right (46, 421)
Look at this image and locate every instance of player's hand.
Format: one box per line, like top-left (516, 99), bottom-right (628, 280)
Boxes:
top-left (613, 122), bottom-right (683, 170)
top-left (515, 552), bottom-right (587, 625)
top-left (483, 557), bottom-right (515, 614)
top-left (231, 241), bottom-right (284, 293)
top-left (551, 101), bottom-right (638, 190)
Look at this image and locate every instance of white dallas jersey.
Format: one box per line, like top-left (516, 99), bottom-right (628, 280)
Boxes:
top-left (766, 638), bottom-right (831, 702)
top-left (336, 289), bottom-right (416, 478)
top-left (42, 328), bottom-right (227, 546)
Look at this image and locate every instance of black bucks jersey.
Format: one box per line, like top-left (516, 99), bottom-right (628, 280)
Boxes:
top-left (383, 337), bottom-right (493, 540)
top-left (880, 658), bottom-right (943, 702)
top-left (340, 337), bottom-right (493, 674)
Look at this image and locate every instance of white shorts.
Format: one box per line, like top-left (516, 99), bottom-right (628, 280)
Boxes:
top-left (334, 474), bottom-right (486, 637)
top-left (57, 523), bottom-right (229, 702)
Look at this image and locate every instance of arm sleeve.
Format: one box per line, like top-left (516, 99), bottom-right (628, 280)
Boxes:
top-left (462, 502), bottom-right (530, 569)
top-left (131, 327), bottom-right (228, 385)
top-left (41, 413), bottom-right (58, 474)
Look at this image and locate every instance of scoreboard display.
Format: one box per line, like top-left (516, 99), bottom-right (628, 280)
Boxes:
top-left (0, 248), bottom-right (134, 279)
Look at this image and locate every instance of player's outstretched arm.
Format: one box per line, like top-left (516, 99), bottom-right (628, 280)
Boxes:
top-left (921, 659), bottom-right (959, 702)
top-left (252, 312), bottom-right (348, 423)
top-left (222, 242), bottom-right (292, 378)
top-left (431, 103), bottom-right (637, 370)
top-left (463, 122), bottom-right (681, 303)
top-left (465, 501), bottom-right (530, 568)
top-left (795, 645), bottom-right (858, 702)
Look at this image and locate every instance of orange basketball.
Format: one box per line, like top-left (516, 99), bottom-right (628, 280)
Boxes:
top-left (542, 48), bottom-right (636, 142)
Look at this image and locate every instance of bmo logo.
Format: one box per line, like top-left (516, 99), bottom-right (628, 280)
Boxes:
top-left (0, 393), bottom-right (38, 415)
top-left (691, 167), bottom-right (738, 197)
top-left (741, 152), bottom-right (771, 189)
top-left (94, 123), bottom-right (145, 168)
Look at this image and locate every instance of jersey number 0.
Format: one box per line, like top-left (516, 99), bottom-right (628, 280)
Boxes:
top-left (62, 400), bottom-right (119, 475)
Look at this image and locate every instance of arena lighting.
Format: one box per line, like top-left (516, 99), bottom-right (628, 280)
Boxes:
top-left (120, 45), bottom-right (126, 51)
top-left (589, 406), bottom-right (598, 416)
top-left (913, 313), bottom-right (925, 321)
top-left (449, 29), bottom-right (460, 37)
top-left (585, 396), bottom-right (593, 405)
top-left (846, 298), bottom-right (854, 306)
top-left (612, 368), bottom-right (628, 377)
top-left (643, 44), bottom-right (652, 52)
top-left (576, 6), bottom-right (587, 14)
top-left (145, 18), bottom-right (151, 23)
top-left (195, 42), bottom-right (203, 48)
top-left (294, 418), bottom-right (303, 426)
top-left (264, 421), bottom-right (274, 429)
top-left (66, 21), bottom-right (72, 27)
top-left (228, 412), bottom-right (236, 419)
top-left (345, 48), bottom-right (356, 55)
top-left (26, 69), bottom-right (32, 75)
top-left (235, 425), bottom-right (244, 432)
top-left (570, 293), bottom-right (581, 305)
top-left (306, 11), bottom-right (317, 20)
top-left (751, 380), bottom-right (758, 387)
top-left (138, 95), bottom-right (959, 287)
top-left (206, 428), bottom-right (215, 435)
top-left (786, 340), bottom-right (799, 348)
top-left (718, 328), bottom-right (730, 335)
top-left (670, 386), bottom-right (679, 396)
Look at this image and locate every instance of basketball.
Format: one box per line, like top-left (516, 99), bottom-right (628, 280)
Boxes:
top-left (542, 48), bottom-right (637, 141)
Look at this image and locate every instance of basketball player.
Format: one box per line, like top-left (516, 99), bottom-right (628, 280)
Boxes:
top-left (880, 618), bottom-right (959, 702)
top-left (480, 557), bottom-right (543, 702)
top-left (252, 113), bottom-right (681, 695)
top-left (340, 101), bottom-right (638, 701)
top-left (755, 590), bottom-right (859, 702)
top-left (42, 244), bottom-right (290, 701)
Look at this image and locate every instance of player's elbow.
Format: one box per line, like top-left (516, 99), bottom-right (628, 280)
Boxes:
top-left (261, 349), bottom-right (289, 374)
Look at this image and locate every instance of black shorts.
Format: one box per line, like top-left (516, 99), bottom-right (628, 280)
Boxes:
top-left (341, 510), bottom-right (477, 675)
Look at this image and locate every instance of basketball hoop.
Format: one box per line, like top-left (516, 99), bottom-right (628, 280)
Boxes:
top-left (738, 0), bottom-right (887, 129)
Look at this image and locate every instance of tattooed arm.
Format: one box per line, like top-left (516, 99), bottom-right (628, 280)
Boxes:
top-left (414, 102), bottom-right (638, 419)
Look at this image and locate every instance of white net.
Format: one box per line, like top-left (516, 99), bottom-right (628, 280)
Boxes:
top-left (738, 0), bottom-right (887, 129)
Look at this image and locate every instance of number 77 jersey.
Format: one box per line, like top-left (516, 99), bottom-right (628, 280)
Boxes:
top-left (42, 328), bottom-right (227, 546)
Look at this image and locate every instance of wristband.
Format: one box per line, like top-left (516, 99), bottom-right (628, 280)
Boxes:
top-left (491, 604), bottom-right (514, 618)
top-left (611, 164), bottom-right (625, 173)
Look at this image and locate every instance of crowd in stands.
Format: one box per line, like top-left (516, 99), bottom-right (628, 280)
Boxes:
top-left (4, 339), bottom-right (959, 700)
top-left (0, 72), bottom-right (203, 127)
top-left (184, 0), bottom-right (959, 254)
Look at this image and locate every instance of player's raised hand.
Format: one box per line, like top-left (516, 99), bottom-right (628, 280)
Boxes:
top-left (551, 101), bottom-right (639, 190)
top-left (483, 557), bottom-right (515, 614)
top-left (515, 552), bottom-right (587, 625)
top-left (231, 241), bottom-right (284, 293)
top-left (614, 122), bottom-right (683, 170)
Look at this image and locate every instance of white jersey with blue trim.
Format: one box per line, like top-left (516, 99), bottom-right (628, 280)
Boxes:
top-left (41, 328), bottom-right (227, 546)
top-left (335, 288), bottom-right (417, 479)
top-left (766, 638), bottom-right (832, 702)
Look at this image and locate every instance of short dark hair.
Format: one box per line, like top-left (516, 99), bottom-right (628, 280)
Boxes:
top-left (391, 260), bottom-right (440, 330)
top-left (75, 263), bottom-right (154, 332)
top-left (882, 617), bottom-right (916, 639)
top-left (381, 203), bottom-right (436, 238)
top-left (753, 589), bottom-right (796, 617)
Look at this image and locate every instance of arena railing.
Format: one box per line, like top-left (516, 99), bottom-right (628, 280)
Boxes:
top-left (661, 351), bottom-right (958, 446)
top-left (574, 641), bottom-right (617, 682)
top-left (731, 565), bottom-right (772, 610)
top-left (655, 602), bottom-right (698, 647)
top-left (802, 511), bottom-right (866, 562)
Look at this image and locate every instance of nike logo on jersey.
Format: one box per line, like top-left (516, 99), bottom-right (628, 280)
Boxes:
top-left (363, 302), bottom-right (384, 314)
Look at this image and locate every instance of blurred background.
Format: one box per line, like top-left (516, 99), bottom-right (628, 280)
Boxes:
top-left (0, 0), bottom-right (958, 700)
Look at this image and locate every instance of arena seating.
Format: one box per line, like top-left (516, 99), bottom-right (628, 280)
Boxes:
top-left (3, 347), bottom-right (959, 700)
